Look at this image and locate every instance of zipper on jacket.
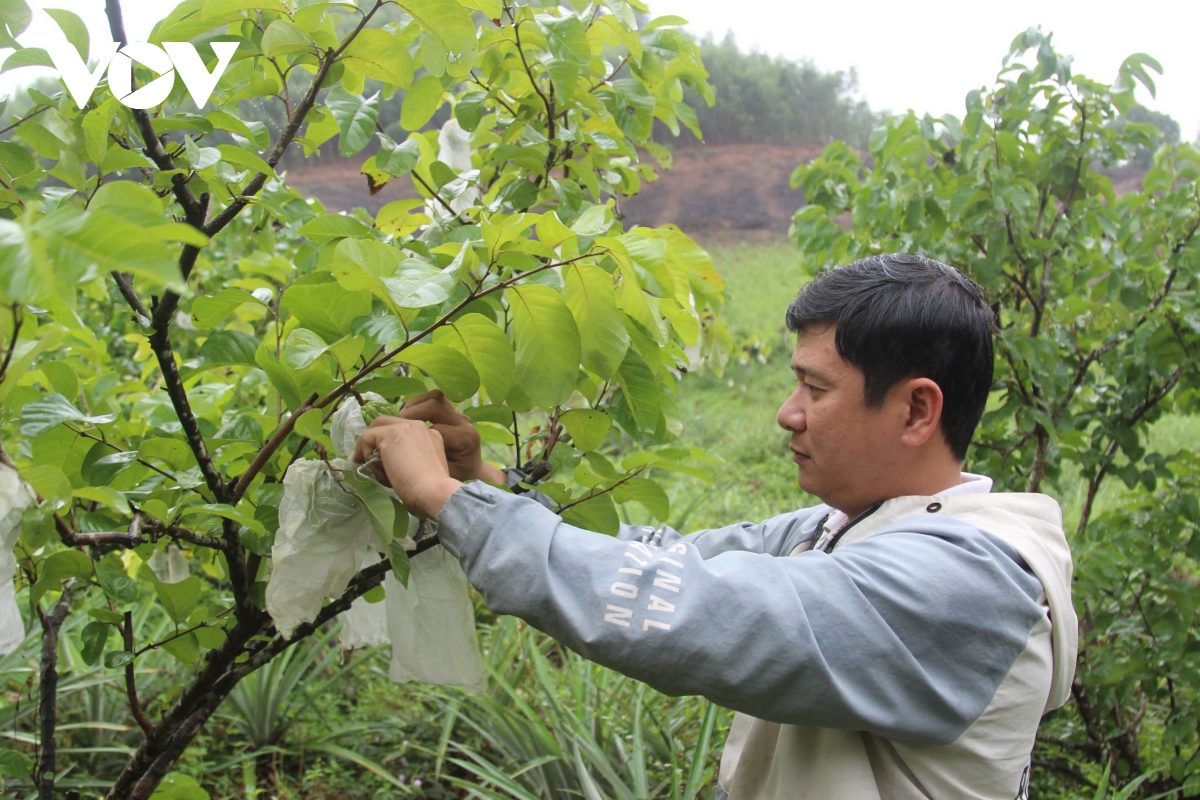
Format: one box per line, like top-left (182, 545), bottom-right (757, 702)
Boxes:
top-left (821, 501), bottom-right (884, 554)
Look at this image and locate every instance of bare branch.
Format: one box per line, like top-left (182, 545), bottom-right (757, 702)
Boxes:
top-left (35, 589), bottom-right (71, 800)
top-left (0, 304), bottom-right (21, 385)
top-left (123, 611), bottom-right (155, 738)
top-left (146, 325), bottom-right (226, 501)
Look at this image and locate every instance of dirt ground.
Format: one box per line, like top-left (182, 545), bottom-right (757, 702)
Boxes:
top-left (281, 141), bottom-right (1147, 243)
top-left (282, 142), bottom-right (824, 241)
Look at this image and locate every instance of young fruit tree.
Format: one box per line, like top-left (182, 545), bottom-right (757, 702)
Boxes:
top-left (0, 0), bottom-right (730, 796)
top-left (790, 30), bottom-right (1200, 797)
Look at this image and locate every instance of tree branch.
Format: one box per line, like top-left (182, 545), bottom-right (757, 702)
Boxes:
top-left (35, 588), bottom-right (71, 800)
top-left (146, 324), bottom-right (225, 501)
top-left (0, 303), bottom-right (21, 385)
top-left (203, 1), bottom-right (386, 238)
top-left (123, 610), bottom-right (155, 738)
top-left (557, 466), bottom-right (647, 514)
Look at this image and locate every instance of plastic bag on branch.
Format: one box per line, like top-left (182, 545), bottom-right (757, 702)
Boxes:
top-left (0, 463), bottom-right (34, 656)
top-left (329, 392), bottom-right (386, 461)
top-left (148, 544), bottom-right (189, 584)
top-left (339, 549), bottom-right (390, 650)
top-left (386, 540), bottom-right (486, 694)
top-left (265, 458), bottom-right (383, 640)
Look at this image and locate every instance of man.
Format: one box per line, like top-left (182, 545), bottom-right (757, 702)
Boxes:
top-left (355, 253), bottom-right (1077, 800)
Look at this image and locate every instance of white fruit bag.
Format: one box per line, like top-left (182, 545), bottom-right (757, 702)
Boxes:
top-left (338, 549), bottom-right (390, 650)
top-left (385, 539), bottom-right (486, 694)
top-left (0, 463), bottom-right (34, 656)
top-left (265, 457), bottom-right (382, 639)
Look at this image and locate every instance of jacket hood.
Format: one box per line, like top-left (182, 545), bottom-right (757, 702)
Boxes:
top-left (839, 492), bottom-right (1078, 713)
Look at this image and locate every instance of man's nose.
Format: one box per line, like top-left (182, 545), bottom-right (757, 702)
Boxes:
top-left (777, 392), bottom-right (806, 432)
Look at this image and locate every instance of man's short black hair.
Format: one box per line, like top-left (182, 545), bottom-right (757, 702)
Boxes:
top-left (785, 253), bottom-right (996, 461)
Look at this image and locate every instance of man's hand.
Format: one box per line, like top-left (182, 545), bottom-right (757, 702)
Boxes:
top-left (353, 417), bottom-right (463, 519)
top-left (397, 390), bottom-right (507, 485)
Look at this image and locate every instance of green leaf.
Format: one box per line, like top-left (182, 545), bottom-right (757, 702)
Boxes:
top-left (342, 28), bottom-right (413, 88)
top-left (139, 438), bottom-right (195, 470)
top-left (345, 475), bottom-right (394, 545)
top-left (215, 144), bottom-right (275, 177)
top-left (0, 748), bottom-right (33, 779)
top-left (82, 99), bottom-right (115, 163)
top-left (612, 477), bottom-right (670, 521)
top-left (378, 137), bottom-right (422, 177)
top-left (400, 344), bottom-right (480, 402)
top-left (282, 327), bottom-right (329, 369)
top-left (400, 74), bottom-right (444, 131)
top-left (509, 284), bottom-right (582, 408)
top-left (178, 503), bottom-right (265, 535)
top-left (537, 13), bottom-right (590, 66)
top-left (454, 90), bottom-right (487, 132)
top-left (104, 650), bottom-right (135, 669)
top-left (24, 463), bottom-right (71, 505)
top-left (88, 450), bottom-right (138, 486)
top-left (388, 538), bottom-right (411, 588)
top-left (383, 261), bottom-right (458, 309)
top-left (45, 8), bottom-right (89, 60)
top-left (73, 485), bottom-right (129, 513)
top-left (255, 344), bottom-right (302, 410)
top-left (154, 575), bottom-right (202, 624)
top-left (189, 329), bottom-right (260, 373)
top-left (80, 620), bottom-right (110, 666)
top-left (561, 493), bottom-right (619, 535)
top-left (1, 47), bottom-right (53, 72)
top-left (261, 18), bottom-right (314, 58)
top-left (396, 0), bottom-right (478, 77)
top-left (561, 409), bottom-right (610, 451)
top-left (19, 393), bottom-right (117, 437)
top-left (150, 771), bottom-right (211, 800)
top-left (434, 313), bottom-right (515, 403)
top-left (617, 348), bottom-right (661, 434)
top-left (296, 213), bottom-right (371, 242)
top-left (563, 262), bottom-right (629, 379)
top-left (281, 278), bottom-right (372, 341)
top-left (96, 559), bottom-right (139, 604)
top-left (161, 631), bottom-right (200, 665)
top-left (326, 86), bottom-right (380, 157)
top-left (191, 287), bottom-right (263, 328)
top-left (31, 549), bottom-right (92, 607)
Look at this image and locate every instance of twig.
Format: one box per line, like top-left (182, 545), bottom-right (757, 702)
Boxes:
top-left (123, 611), bottom-right (155, 738)
top-left (0, 303), bottom-right (21, 384)
top-left (0, 170), bottom-right (24, 209)
top-left (0, 104), bottom-right (48, 137)
top-left (62, 424), bottom-right (178, 484)
top-left (557, 466), bottom-right (647, 514)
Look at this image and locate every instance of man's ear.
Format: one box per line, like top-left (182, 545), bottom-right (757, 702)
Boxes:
top-left (898, 377), bottom-right (944, 447)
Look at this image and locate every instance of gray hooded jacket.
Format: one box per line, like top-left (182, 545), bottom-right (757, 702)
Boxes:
top-left (436, 481), bottom-right (1076, 800)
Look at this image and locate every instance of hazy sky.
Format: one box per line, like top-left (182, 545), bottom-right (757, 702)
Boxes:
top-left (3, 0), bottom-right (1198, 139)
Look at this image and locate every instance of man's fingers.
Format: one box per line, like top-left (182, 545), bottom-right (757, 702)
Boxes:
top-left (400, 393), bottom-right (464, 426)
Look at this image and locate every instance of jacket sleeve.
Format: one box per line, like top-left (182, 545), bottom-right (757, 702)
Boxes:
top-left (437, 481), bottom-right (1048, 746)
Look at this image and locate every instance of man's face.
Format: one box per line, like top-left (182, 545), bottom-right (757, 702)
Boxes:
top-left (776, 325), bottom-right (906, 515)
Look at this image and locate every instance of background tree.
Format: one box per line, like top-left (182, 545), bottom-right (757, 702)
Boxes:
top-left (667, 32), bottom-right (880, 148)
top-left (791, 28), bottom-right (1200, 797)
top-left (0, 0), bottom-right (730, 797)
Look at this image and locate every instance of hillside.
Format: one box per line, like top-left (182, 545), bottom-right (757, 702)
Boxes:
top-left (283, 141), bottom-right (1148, 243)
top-left (284, 142), bottom-right (824, 241)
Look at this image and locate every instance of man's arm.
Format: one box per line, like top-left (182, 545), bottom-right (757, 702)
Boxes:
top-left (437, 481), bottom-right (1049, 747)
